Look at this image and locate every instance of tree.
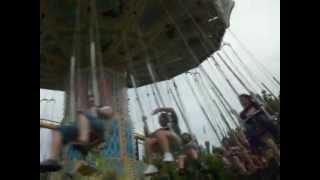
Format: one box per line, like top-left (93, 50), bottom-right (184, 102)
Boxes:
top-left (261, 91), bottom-right (280, 116)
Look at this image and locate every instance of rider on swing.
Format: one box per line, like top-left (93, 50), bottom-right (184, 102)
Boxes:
top-left (143, 107), bottom-right (182, 175)
top-left (177, 133), bottom-right (201, 174)
top-left (238, 94), bottom-right (280, 165)
top-left (40, 95), bottom-right (113, 172)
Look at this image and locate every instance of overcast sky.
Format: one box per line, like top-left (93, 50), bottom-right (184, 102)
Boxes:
top-left (225, 0), bottom-right (280, 78)
top-left (40, 0), bottom-right (280, 160)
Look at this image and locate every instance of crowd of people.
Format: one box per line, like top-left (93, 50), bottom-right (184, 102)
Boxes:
top-left (143, 93), bottom-right (280, 178)
top-left (40, 93), bottom-right (280, 179)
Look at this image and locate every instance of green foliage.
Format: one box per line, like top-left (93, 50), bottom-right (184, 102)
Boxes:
top-left (262, 91), bottom-right (280, 115)
top-left (202, 154), bottom-right (235, 180)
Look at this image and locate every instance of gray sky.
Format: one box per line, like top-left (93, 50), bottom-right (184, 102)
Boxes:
top-left (225, 0), bottom-right (280, 78)
top-left (40, 0), bottom-right (280, 159)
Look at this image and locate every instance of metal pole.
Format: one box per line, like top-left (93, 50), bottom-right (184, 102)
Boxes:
top-left (69, 56), bottom-right (76, 122)
top-left (184, 74), bottom-right (222, 142)
top-left (217, 52), bottom-right (252, 94)
top-left (192, 73), bottom-right (228, 136)
top-left (208, 56), bottom-right (240, 97)
top-left (89, 0), bottom-right (100, 106)
top-left (130, 74), bottom-right (149, 135)
top-left (167, 83), bottom-right (193, 135)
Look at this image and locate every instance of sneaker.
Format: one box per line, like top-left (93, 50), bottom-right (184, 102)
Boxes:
top-left (163, 152), bottom-right (174, 162)
top-left (144, 164), bottom-right (159, 175)
top-left (40, 159), bottom-right (62, 172)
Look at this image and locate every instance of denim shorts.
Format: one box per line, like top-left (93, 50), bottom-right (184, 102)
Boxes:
top-left (56, 112), bottom-right (104, 145)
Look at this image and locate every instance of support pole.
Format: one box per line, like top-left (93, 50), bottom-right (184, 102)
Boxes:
top-left (69, 56), bottom-right (76, 123)
top-left (220, 49), bottom-right (259, 93)
top-left (208, 56), bottom-right (240, 97)
top-left (195, 72), bottom-right (233, 132)
top-left (192, 74), bottom-right (227, 136)
top-left (130, 74), bottom-right (149, 135)
top-left (199, 66), bottom-right (240, 127)
top-left (222, 43), bottom-right (265, 92)
top-left (89, 0), bottom-right (100, 106)
top-left (167, 82), bottom-right (193, 135)
top-left (217, 52), bottom-right (252, 94)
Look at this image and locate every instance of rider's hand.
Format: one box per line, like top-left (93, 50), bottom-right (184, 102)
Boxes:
top-left (152, 108), bottom-right (161, 115)
top-left (98, 106), bottom-right (113, 118)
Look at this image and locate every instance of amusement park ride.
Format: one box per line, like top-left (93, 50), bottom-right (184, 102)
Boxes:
top-left (40, 0), bottom-right (244, 179)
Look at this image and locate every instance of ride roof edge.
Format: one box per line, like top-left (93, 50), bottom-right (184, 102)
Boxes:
top-left (40, 0), bottom-right (235, 90)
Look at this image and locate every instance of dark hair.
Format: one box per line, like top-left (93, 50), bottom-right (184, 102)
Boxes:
top-left (159, 113), bottom-right (169, 119)
top-left (239, 94), bottom-right (252, 101)
top-left (239, 94), bottom-right (261, 119)
top-left (239, 94), bottom-right (260, 107)
top-left (159, 113), bottom-right (169, 127)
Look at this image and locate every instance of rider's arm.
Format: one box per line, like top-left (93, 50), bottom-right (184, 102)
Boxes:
top-left (153, 107), bottom-right (178, 123)
top-left (152, 107), bottom-right (175, 115)
top-left (97, 106), bottom-right (113, 118)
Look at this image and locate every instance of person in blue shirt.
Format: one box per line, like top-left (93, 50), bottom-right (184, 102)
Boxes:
top-left (40, 95), bottom-right (113, 172)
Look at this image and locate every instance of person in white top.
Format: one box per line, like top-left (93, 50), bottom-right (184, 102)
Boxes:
top-left (143, 107), bottom-right (182, 176)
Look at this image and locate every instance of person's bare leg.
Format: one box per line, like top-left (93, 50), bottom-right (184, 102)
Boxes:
top-left (232, 156), bottom-right (247, 174)
top-left (77, 114), bottom-right (90, 143)
top-left (156, 131), bottom-right (177, 162)
top-left (48, 130), bottom-right (63, 160)
top-left (240, 150), bottom-right (258, 172)
top-left (177, 155), bottom-right (186, 169)
top-left (145, 137), bottom-right (158, 164)
top-left (144, 137), bottom-right (159, 175)
top-left (155, 131), bottom-right (171, 153)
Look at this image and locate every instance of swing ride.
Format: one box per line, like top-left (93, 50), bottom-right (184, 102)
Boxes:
top-left (40, 0), bottom-right (234, 90)
top-left (40, 0), bottom-right (280, 179)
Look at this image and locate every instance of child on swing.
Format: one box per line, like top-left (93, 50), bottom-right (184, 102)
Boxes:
top-left (143, 107), bottom-right (182, 175)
